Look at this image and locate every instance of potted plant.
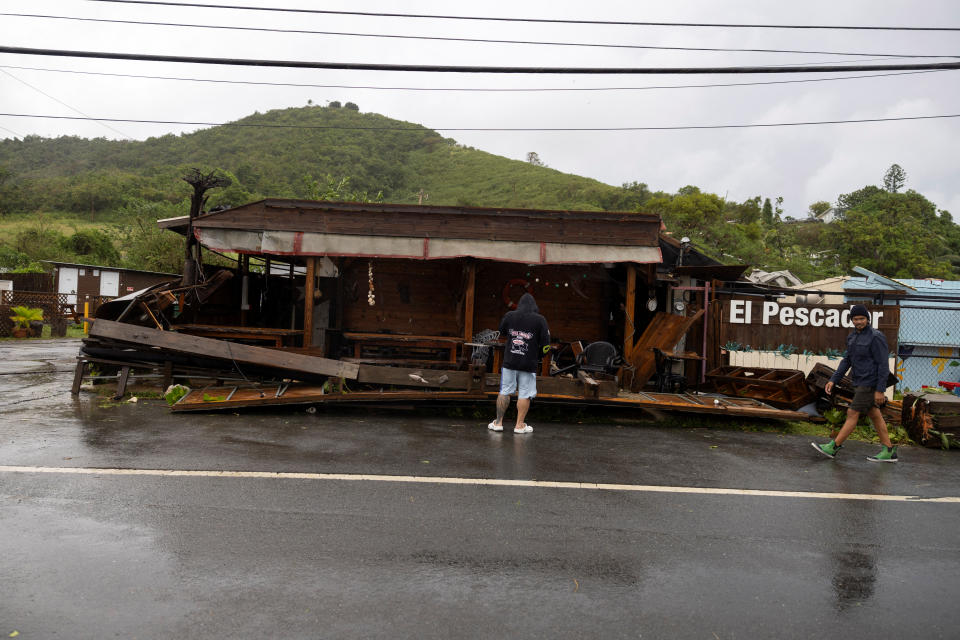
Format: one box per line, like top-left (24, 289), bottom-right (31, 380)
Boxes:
top-left (9, 306), bottom-right (43, 338)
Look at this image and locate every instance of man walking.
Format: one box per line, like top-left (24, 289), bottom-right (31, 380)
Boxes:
top-left (488, 292), bottom-right (550, 435)
top-left (812, 304), bottom-right (897, 462)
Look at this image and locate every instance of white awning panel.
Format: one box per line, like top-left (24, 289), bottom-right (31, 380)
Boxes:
top-left (195, 229), bottom-right (661, 264)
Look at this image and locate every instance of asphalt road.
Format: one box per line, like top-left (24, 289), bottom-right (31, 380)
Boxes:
top-left (2, 339), bottom-right (960, 639)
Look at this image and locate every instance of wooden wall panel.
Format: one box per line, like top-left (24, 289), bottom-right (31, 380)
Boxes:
top-left (340, 258), bottom-right (465, 336)
top-left (474, 263), bottom-right (612, 344)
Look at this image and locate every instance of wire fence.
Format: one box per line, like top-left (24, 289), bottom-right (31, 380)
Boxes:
top-left (896, 303), bottom-right (960, 392)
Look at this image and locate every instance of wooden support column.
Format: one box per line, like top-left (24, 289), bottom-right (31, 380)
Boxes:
top-left (113, 366), bottom-right (131, 400)
top-left (303, 257), bottom-right (316, 348)
top-left (463, 260), bottom-right (476, 342)
top-left (624, 264), bottom-right (637, 359)
top-left (71, 359), bottom-right (88, 395)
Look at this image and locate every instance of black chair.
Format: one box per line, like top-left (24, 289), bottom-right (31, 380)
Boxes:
top-left (576, 341), bottom-right (622, 376)
top-left (652, 348), bottom-right (687, 393)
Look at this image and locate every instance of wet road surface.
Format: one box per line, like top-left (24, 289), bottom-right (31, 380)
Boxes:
top-left (2, 339), bottom-right (960, 639)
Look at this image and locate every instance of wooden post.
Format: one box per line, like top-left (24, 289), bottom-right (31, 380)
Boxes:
top-left (162, 360), bottom-right (173, 390)
top-left (303, 257), bottom-right (316, 349)
top-left (240, 254), bottom-right (250, 327)
top-left (113, 366), bottom-right (131, 400)
top-left (624, 264), bottom-right (637, 358)
top-left (463, 260), bottom-right (476, 342)
top-left (71, 359), bottom-right (88, 395)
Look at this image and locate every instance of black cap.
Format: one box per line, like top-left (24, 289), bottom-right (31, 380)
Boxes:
top-left (849, 304), bottom-right (870, 319)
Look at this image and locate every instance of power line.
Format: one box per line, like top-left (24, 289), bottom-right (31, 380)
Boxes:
top-left (2, 111), bottom-right (957, 132)
top-left (3, 46), bottom-right (960, 74)
top-left (0, 63), bottom-right (944, 92)
top-left (0, 68), bottom-right (133, 139)
top-left (0, 123), bottom-right (23, 138)
top-left (84, 0), bottom-right (960, 31)
top-left (4, 12), bottom-right (956, 59)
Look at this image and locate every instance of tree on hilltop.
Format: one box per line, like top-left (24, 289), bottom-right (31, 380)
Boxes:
top-left (883, 163), bottom-right (907, 193)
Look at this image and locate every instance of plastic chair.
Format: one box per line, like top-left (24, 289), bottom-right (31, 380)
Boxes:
top-left (576, 341), bottom-right (622, 376)
top-left (652, 347), bottom-right (687, 393)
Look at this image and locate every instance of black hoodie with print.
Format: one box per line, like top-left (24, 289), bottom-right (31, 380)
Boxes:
top-left (499, 293), bottom-right (551, 373)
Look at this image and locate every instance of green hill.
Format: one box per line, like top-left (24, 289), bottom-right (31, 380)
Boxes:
top-left (0, 104), bottom-right (642, 216)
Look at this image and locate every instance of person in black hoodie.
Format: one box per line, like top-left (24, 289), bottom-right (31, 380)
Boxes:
top-left (488, 292), bottom-right (550, 434)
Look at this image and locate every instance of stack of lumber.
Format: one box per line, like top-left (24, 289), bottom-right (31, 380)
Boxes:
top-left (901, 393), bottom-right (960, 449)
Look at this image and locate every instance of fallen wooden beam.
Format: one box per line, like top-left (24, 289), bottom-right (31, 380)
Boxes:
top-left (90, 318), bottom-right (358, 380)
top-left (89, 318), bottom-right (476, 390)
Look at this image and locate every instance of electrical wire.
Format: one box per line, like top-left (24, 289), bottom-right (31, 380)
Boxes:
top-left (4, 12), bottom-right (956, 59)
top-left (0, 67), bottom-right (133, 139)
top-left (2, 111), bottom-right (957, 132)
top-left (0, 63), bottom-right (944, 92)
top-left (84, 0), bottom-right (960, 31)
top-left (3, 46), bottom-right (960, 74)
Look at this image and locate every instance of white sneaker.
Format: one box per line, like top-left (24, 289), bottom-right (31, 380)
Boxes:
top-left (514, 424), bottom-right (533, 434)
top-left (487, 421), bottom-right (503, 432)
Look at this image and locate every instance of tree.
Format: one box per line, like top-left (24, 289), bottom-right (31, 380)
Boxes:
top-left (836, 185), bottom-right (883, 215)
top-left (344, 102), bottom-right (359, 111)
top-left (761, 198), bottom-right (773, 225)
top-left (825, 188), bottom-right (953, 277)
top-left (328, 101), bottom-right (342, 108)
top-left (883, 163), bottom-right (907, 193)
top-left (526, 151), bottom-right (544, 167)
top-left (807, 200), bottom-right (832, 220)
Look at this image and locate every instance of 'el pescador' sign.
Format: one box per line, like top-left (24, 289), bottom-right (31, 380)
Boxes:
top-left (728, 300), bottom-right (885, 329)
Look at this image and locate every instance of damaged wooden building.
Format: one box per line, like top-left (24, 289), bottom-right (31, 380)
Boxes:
top-left (77, 199), bottom-right (805, 419)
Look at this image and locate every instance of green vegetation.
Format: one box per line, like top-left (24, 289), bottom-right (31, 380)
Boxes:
top-left (9, 305), bottom-right (42, 329)
top-left (0, 103), bottom-right (957, 281)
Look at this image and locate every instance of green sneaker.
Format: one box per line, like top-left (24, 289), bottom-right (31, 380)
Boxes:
top-left (811, 440), bottom-right (841, 459)
top-left (867, 445), bottom-right (898, 463)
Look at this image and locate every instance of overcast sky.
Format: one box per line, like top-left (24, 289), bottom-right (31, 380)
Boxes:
top-left (1, 0), bottom-right (958, 218)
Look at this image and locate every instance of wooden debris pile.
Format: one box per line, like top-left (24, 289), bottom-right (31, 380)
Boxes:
top-left (901, 392), bottom-right (960, 449)
top-left (805, 362), bottom-right (901, 424)
top-left (705, 366), bottom-right (815, 410)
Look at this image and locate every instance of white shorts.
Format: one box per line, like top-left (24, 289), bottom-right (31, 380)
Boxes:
top-left (500, 368), bottom-right (537, 399)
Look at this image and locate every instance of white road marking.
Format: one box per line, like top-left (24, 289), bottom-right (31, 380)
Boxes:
top-left (1, 465), bottom-right (957, 503)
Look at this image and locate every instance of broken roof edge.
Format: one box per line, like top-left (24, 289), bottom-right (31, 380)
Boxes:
top-left (849, 266), bottom-right (917, 292)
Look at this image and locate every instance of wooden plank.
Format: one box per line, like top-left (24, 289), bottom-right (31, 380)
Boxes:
top-left (483, 373), bottom-right (618, 398)
top-left (356, 365), bottom-right (474, 389)
top-left (171, 383), bottom-right (807, 419)
top-left (71, 359), bottom-right (87, 395)
top-left (193, 201), bottom-right (662, 247)
top-left (624, 264), bottom-right (637, 356)
top-left (89, 318), bottom-right (359, 380)
top-left (114, 366), bottom-right (131, 400)
top-left (303, 256), bottom-right (316, 348)
top-left (628, 310), bottom-right (705, 392)
top-left (464, 260), bottom-right (476, 342)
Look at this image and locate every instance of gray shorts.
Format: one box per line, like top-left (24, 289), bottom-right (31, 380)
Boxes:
top-left (850, 386), bottom-right (880, 412)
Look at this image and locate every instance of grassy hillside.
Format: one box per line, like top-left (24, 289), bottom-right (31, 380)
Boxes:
top-left (0, 105), bottom-right (634, 214)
